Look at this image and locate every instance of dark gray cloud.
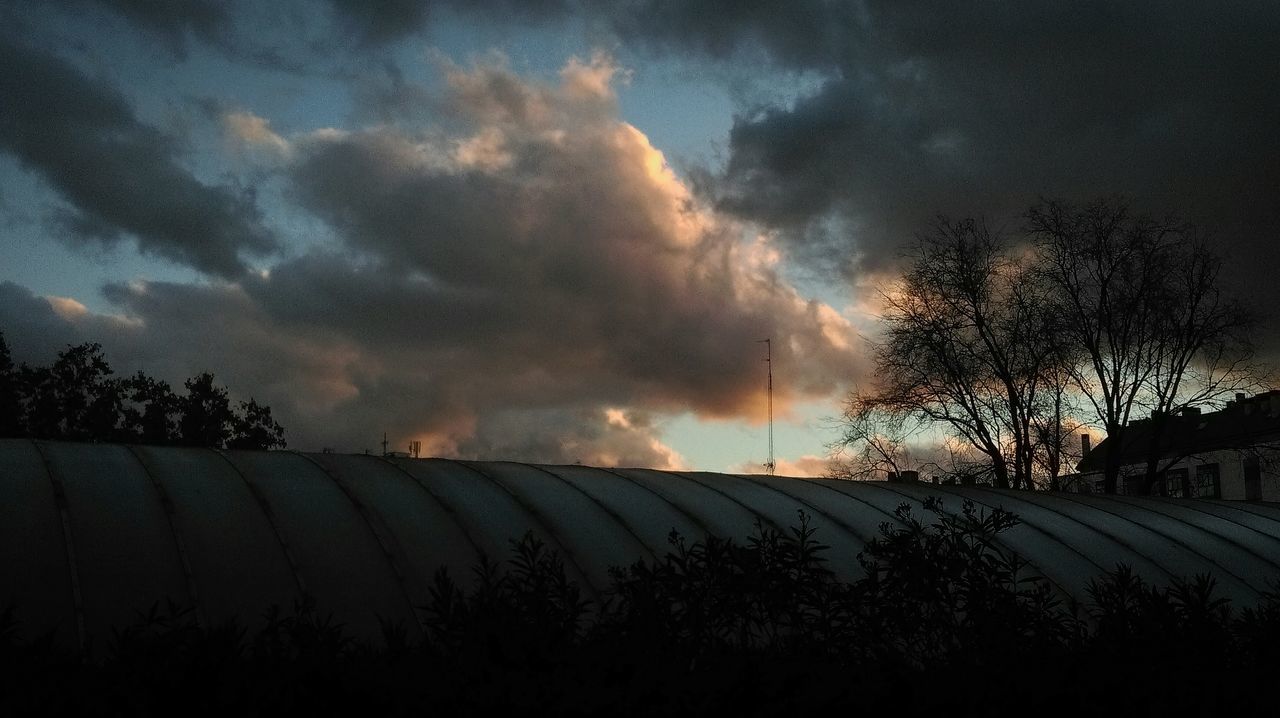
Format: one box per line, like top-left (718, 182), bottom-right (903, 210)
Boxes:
top-left (326, 0), bottom-right (573, 45)
top-left (0, 38), bottom-right (277, 277)
top-left (0, 282), bottom-right (84, 364)
top-left (327, 0), bottom-right (432, 45)
top-left (606, 0), bottom-right (860, 69)
top-left (81, 0), bottom-right (231, 59)
top-left (604, 1), bottom-right (1280, 283)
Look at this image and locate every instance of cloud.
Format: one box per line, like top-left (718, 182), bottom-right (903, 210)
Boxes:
top-left (78, 0), bottom-right (232, 59)
top-left (0, 54), bottom-right (863, 466)
top-left (0, 38), bottom-right (278, 277)
top-left (280, 55), bottom-right (861, 418)
top-left (597, 2), bottom-right (1280, 288)
top-left (731, 453), bottom-right (832, 478)
top-left (222, 110), bottom-right (293, 160)
top-left (326, 0), bottom-right (573, 46)
top-left (0, 283), bottom-right (85, 363)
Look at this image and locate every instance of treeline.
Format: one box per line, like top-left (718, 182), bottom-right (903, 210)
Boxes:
top-left (3, 503), bottom-right (1277, 715)
top-left (837, 196), bottom-right (1267, 493)
top-left (0, 331), bottom-right (284, 450)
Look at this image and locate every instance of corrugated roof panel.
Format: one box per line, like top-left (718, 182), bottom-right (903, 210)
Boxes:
top-left (0, 440), bottom-right (75, 646)
top-left (1209, 499), bottom-right (1280, 524)
top-left (1043, 493), bottom-right (1262, 600)
top-left (461, 462), bottom-right (651, 591)
top-left (873, 483), bottom-right (1105, 603)
top-left (42, 442), bottom-right (190, 646)
top-left (314, 453), bottom-right (482, 598)
top-left (996, 491), bottom-right (1257, 603)
top-left (754, 476), bottom-right (896, 547)
top-left (221, 450), bottom-right (417, 637)
top-left (399, 459), bottom-right (598, 596)
top-left (135, 445), bottom-right (300, 631)
top-left (546, 465), bottom-right (707, 556)
top-left (1077, 494), bottom-right (1280, 589)
top-left (687, 473), bottom-right (869, 581)
top-left (1161, 499), bottom-right (1280, 559)
top-left (610, 468), bottom-right (766, 539)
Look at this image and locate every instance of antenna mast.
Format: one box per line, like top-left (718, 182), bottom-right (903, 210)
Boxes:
top-left (758, 338), bottom-right (775, 475)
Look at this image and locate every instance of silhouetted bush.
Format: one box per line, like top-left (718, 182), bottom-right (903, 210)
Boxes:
top-left (2, 500), bottom-right (1277, 716)
top-left (0, 331), bottom-right (284, 448)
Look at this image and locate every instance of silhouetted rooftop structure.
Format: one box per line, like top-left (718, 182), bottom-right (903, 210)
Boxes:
top-left (1072, 391), bottom-right (1280, 499)
top-left (1078, 391), bottom-right (1280, 473)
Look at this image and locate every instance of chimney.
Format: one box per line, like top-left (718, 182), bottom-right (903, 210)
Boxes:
top-left (1081, 433), bottom-right (1092, 456)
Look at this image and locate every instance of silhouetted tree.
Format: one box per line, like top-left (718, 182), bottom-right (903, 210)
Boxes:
top-left (178, 372), bottom-right (236, 448)
top-left (828, 398), bottom-right (920, 481)
top-left (0, 333), bottom-right (19, 437)
top-left (840, 199), bottom-right (1266, 494)
top-left (1028, 197), bottom-right (1264, 494)
top-left (121, 372), bottom-right (178, 445)
top-left (839, 217), bottom-right (1067, 489)
top-left (229, 398), bottom-right (286, 450)
top-left (18, 342), bottom-right (124, 442)
top-left (0, 331), bottom-right (286, 449)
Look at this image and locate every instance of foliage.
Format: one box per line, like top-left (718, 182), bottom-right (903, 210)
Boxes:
top-left (0, 331), bottom-right (285, 449)
top-left (837, 197), bottom-right (1266, 493)
top-left (3, 504), bottom-right (1277, 715)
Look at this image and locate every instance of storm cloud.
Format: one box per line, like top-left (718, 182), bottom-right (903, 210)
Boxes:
top-left (0, 38), bottom-right (277, 277)
top-left (607, 1), bottom-right (1280, 280)
top-left (78, 0), bottom-right (232, 59)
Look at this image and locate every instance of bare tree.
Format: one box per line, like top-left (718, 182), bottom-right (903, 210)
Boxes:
top-left (838, 217), bottom-right (1064, 489)
top-left (1027, 197), bottom-right (1264, 494)
top-left (827, 394), bottom-right (921, 480)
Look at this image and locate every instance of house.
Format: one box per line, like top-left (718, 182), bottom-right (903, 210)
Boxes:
top-left (1068, 391), bottom-right (1280, 500)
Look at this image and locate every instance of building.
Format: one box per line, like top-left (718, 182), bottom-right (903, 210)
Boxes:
top-left (1070, 391), bottom-right (1280, 500)
top-left (2, 438), bottom-right (1279, 656)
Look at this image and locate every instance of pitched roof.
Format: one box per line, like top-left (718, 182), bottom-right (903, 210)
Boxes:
top-left (1077, 391), bottom-right (1280, 472)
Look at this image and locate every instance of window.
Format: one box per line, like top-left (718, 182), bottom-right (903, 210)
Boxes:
top-left (1164, 468), bottom-right (1188, 498)
top-left (1192, 463), bottom-right (1220, 499)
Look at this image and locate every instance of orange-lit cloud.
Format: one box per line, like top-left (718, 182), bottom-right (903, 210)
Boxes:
top-left (1, 54), bottom-right (866, 466)
top-left (733, 454), bottom-right (833, 478)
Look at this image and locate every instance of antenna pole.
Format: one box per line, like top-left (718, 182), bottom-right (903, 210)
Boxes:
top-left (758, 338), bottom-right (775, 475)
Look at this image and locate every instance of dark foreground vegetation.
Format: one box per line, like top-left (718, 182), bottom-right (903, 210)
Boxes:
top-left (0, 331), bottom-right (284, 449)
top-left (3, 500), bottom-right (1277, 716)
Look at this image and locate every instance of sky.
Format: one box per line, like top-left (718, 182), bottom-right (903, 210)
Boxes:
top-left (1, 1), bottom-right (1277, 473)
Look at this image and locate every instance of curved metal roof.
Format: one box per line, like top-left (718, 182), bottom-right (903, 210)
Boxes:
top-left (3, 439), bottom-right (1278, 654)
